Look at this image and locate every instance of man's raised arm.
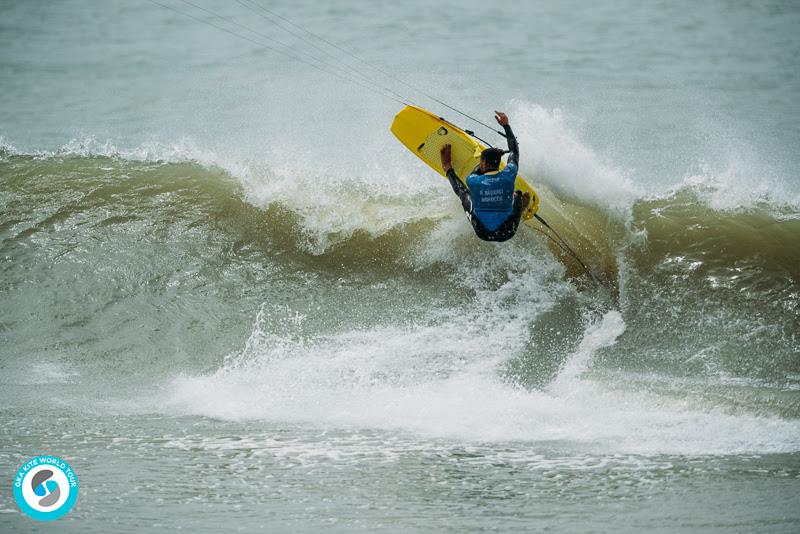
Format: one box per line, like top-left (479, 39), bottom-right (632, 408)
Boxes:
top-left (495, 111), bottom-right (518, 167)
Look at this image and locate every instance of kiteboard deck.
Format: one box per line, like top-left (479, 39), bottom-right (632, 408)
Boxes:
top-left (390, 105), bottom-right (540, 220)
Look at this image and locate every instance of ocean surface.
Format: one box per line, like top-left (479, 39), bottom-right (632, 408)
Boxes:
top-left (1, 0), bottom-right (799, 531)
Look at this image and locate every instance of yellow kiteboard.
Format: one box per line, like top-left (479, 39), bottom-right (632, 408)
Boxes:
top-left (390, 105), bottom-right (539, 220)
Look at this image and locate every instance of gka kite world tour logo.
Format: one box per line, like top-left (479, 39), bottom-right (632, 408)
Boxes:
top-left (13, 455), bottom-right (78, 521)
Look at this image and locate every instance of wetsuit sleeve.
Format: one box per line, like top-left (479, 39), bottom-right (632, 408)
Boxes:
top-left (446, 168), bottom-right (472, 213)
top-left (504, 124), bottom-right (519, 166)
top-left (446, 168), bottom-right (460, 183)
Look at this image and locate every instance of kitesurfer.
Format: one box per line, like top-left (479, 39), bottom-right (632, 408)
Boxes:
top-left (440, 111), bottom-right (529, 242)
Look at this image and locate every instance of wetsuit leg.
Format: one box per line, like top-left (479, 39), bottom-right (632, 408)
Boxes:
top-left (469, 216), bottom-right (494, 241)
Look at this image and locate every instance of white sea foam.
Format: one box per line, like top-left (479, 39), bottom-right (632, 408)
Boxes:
top-left (667, 165), bottom-right (799, 211)
top-left (0, 136), bottom-right (19, 160)
top-left (162, 291), bottom-right (800, 456)
top-left (10, 361), bottom-right (77, 385)
top-left (509, 101), bottom-right (640, 211)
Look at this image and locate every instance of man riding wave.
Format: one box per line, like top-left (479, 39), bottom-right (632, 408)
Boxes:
top-left (439, 111), bottom-right (530, 242)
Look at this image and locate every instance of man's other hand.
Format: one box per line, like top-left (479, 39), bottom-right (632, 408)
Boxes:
top-left (440, 144), bottom-right (453, 171)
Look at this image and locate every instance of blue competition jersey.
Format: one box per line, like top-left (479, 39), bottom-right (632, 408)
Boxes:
top-left (466, 162), bottom-right (518, 231)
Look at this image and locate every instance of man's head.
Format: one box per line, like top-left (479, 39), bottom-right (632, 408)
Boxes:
top-left (479, 147), bottom-right (505, 172)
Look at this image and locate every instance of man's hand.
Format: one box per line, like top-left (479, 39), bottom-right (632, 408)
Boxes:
top-left (440, 144), bottom-right (453, 172)
top-left (495, 111), bottom-right (509, 127)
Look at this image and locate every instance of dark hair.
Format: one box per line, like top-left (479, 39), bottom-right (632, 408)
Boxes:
top-left (480, 147), bottom-right (505, 168)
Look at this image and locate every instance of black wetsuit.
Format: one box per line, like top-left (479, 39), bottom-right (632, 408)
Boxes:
top-left (446, 124), bottom-right (523, 242)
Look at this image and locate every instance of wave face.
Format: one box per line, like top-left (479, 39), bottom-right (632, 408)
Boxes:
top-left (1, 143), bottom-right (798, 456)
